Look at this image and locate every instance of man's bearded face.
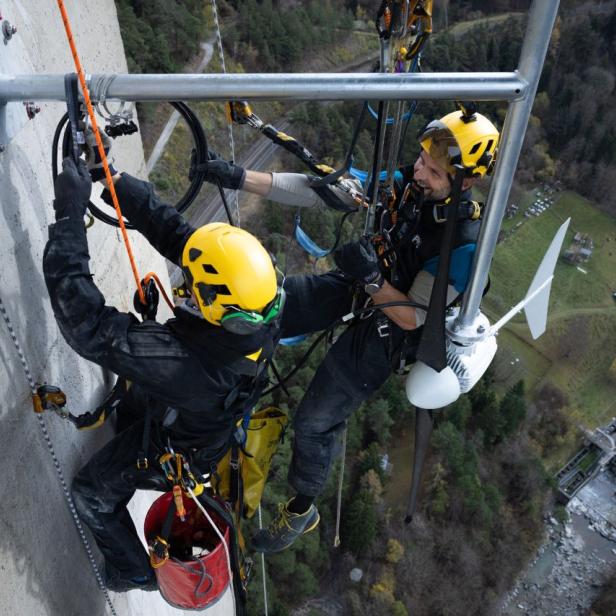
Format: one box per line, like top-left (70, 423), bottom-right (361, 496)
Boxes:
top-left (412, 150), bottom-right (452, 201)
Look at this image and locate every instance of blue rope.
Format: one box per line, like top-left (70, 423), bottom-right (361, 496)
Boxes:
top-left (294, 216), bottom-right (332, 258)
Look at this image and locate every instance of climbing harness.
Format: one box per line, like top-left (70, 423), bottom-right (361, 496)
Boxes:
top-left (262, 298), bottom-right (428, 398)
top-left (0, 295), bottom-right (118, 616)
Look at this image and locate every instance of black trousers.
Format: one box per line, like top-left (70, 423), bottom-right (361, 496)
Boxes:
top-left (282, 272), bottom-right (411, 498)
top-left (72, 420), bottom-right (168, 583)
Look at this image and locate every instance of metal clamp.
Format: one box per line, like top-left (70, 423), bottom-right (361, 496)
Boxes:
top-left (24, 101), bottom-right (41, 120)
top-left (2, 19), bottom-right (17, 45)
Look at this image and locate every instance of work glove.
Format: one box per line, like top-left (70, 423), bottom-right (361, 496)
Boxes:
top-left (83, 126), bottom-right (117, 182)
top-left (202, 149), bottom-right (246, 190)
top-left (334, 236), bottom-right (384, 291)
top-left (53, 157), bottom-right (92, 219)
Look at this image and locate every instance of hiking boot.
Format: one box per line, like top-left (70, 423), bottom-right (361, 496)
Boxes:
top-left (251, 500), bottom-right (320, 554)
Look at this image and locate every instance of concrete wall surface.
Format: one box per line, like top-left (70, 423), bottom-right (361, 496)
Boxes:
top-left (0, 1), bottom-right (232, 614)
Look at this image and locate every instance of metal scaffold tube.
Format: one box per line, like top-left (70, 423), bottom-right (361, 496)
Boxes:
top-left (0, 71), bottom-right (526, 103)
top-left (456, 0), bottom-right (561, 330)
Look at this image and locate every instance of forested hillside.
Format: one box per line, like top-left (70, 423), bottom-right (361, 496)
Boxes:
top-left (424, 1), bottom-right (616, 216)
top-left (115, 0), bottom-right (207, 72)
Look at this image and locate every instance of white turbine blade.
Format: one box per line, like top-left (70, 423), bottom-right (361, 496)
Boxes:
top-left (524, 218), bottom-right (570, 339)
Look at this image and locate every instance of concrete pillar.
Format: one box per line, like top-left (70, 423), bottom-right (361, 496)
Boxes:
top-left (0, 2), bottom-right (232, 613)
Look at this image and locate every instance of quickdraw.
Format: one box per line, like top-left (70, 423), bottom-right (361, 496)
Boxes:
top-left (149, 449), bottom-right (205, 568)
top-left (226, 100), bottom-right (337, 179)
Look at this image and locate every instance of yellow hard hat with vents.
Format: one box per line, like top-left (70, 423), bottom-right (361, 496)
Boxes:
top-left (181, 223), bottom-right (278, 328)
top-left (418, 109), bottom-right (499, 178)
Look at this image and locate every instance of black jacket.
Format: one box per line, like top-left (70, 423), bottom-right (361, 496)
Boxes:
top-left (43, 174), bottom-right (279, 456)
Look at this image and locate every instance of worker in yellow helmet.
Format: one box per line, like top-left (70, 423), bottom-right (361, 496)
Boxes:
top-left (43, 143), bottom-right (290, 592)
top-left (201, 106), bottom-right (500, 553)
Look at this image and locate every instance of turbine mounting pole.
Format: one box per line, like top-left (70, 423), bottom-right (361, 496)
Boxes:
top-left (454, 0), bottom-right (561, 336)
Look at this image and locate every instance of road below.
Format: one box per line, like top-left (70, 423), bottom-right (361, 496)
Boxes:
top-left (145, 38), bottom-right (215, 174)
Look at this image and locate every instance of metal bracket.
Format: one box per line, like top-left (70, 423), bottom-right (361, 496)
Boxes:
top-left (2, 18), bottom-right (16, 45)
top-left (23, 101), bottom-right (40, 120)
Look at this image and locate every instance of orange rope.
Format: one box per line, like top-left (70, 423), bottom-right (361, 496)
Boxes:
top-left (56, 0), bottom-right (146, 305)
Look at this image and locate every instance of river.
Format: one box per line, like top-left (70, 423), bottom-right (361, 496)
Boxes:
top-left (499, 470), bottom-right (616, 615)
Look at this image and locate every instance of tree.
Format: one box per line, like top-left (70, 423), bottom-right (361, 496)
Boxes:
top-left (293, 563), bottom-right (319, 599)
top-left (385, 538), bottom-right (404, 564)
top-left (342, 490), bottom-right (377, 556)
top-left (427, 462), bottom-right (449, 518)
top-left (365, 398), bottom-right (394, 445)
top-left (357, 442), bottom-right (385, 481)
top-left (469, 378), bottom-right (504, 448)
top-left (499, 380), bottom-right (527, 437)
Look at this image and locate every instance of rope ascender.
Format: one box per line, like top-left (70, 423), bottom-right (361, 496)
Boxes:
top-left (55, 0), bottom-right (186, 318)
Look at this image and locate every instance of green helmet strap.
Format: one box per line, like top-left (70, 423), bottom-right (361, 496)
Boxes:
top-left (220, 288), bottom-right (286, 335)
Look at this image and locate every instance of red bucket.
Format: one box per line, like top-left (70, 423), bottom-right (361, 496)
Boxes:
top-left (144, 492), bottom-right (231, 610)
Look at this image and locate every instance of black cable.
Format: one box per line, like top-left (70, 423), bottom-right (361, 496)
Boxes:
top-left (52, 102), bottom-right (208, 229)
top-left (262, 299), bottom-right (428, 397)
top-left (269, 360), bottom-right (289, 397)
top-left (366, 100), bottom-right (386, 204)
top-left (216, 179), bottom-right (236, 226)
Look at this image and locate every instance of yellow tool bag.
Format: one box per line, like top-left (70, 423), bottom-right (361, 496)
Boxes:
top-left (213, 407), bottom-right (288, 519)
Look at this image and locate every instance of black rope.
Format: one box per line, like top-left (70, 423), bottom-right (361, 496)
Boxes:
top-left (52, 101), bottom-right (208, 229)
top-left (216, 178), bottom-right (236, 226)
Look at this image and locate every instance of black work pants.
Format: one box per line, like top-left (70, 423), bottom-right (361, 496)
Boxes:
top-left (71, 421), bottom-right (168, 584)
top-left (282, 272), bottom-right (409, 498)
top-left (288, 315), bottom-right (401, 497)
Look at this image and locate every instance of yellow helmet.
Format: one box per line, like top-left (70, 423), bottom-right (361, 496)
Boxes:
top-left (418, 109), bottom-right (499, 178)
top-left (181, 223), bottom-right (277, 327)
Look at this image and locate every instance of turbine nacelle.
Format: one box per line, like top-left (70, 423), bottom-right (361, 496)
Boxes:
top-left (406, 311), bottom-right (498, 409)
top-left (406, 217), bottom-right (571, 410)
top-left (403, 218), bottom-right (570, 523)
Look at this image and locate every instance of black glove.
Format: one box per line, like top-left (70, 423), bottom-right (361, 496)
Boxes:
top-left (334, 236), bottom-right (384, 288)
top-left (53, 157), bottom-right (92, 219)
top-left (83, 126), bottom-right (117, 182)
top-left (203, 149), bottom-right (246, 190)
